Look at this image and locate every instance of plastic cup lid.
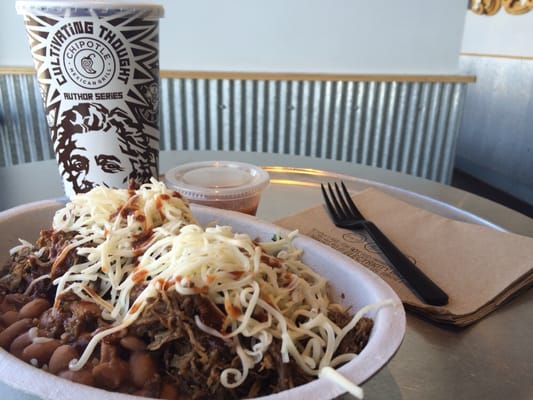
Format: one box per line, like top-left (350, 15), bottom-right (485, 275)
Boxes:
top-left (164, 161), bottom-right (270, 201)
top-left (15, 0), bottom-right (164, 17)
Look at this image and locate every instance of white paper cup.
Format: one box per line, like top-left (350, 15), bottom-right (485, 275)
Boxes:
top-left (16, 0), bottom-right (164, 197)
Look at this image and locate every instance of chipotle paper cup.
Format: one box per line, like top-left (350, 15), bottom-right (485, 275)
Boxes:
top-left (16, 0), bottom-right (164, 197)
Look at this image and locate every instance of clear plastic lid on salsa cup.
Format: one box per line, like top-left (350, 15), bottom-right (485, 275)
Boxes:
top-left (164, 161), bottom-right (270, 215)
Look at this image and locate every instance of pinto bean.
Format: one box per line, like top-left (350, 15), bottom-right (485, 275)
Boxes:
top-left (0, 293), bottom-right (30, 313)
top-left (59, 369), bottom-right (95, 386)
top-left (99, 341), bottom-right (119, 363)
top-left (160, 383), bottom-right (179, 400)
top-left (120, 335), bottom-right (146, 352)
top-left (133, 389), bottom-right (150, 397)
top-left (100, 340), bottom-right (118, 362)
top-left (21, 338), bottom-right (61, 366)
top-left (48, 344), bottom-right (78, 374)
top-left (70, 301), bottom-right (101, 318)
top-left (9, 331), bottom-right (33, 359)
top-left (0, 318), bottom-right (33, 349)
top-left (39, 308), bottom-right (65, 337)
top-left (19, 298), bottom-right (50, 319)
top-left (130, 351), bottom-right (157, 388)
top-left (92, 359), bottom-right (129, 390)
top-left (0, 310), bottom-right (20, 326)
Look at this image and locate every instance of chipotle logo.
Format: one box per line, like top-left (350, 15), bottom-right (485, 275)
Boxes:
top-left (48, 20), bottom-right (131, 89)
top-left (63, 37), bottom-right (115, 89)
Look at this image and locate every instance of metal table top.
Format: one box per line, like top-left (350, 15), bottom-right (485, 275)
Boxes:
top-left (1, 150), bottom-right (532, 400)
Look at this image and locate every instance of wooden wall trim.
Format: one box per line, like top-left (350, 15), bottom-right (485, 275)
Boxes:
top-left (160, 70), bottom-right (476, 83)
top-left (461, 52), bottom-right (533, 61)
top-left (0, 66), bottom-right (476, 83)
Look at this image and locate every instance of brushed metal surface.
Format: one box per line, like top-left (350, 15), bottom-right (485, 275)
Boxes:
top-left (458, 55), bottom-right (533, 204)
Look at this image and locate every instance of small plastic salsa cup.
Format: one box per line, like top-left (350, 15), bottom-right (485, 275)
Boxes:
top-left (164, 161), bottom-right (270, 215)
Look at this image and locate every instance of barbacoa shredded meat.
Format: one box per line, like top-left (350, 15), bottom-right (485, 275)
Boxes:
top-left (0, 228), bottom-right (373, 399)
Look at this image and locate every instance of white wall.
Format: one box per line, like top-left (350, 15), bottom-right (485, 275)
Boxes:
top-left (461, 10), bottom-right (533, 57)
top-left (1, 0), bottom-right (467, 74)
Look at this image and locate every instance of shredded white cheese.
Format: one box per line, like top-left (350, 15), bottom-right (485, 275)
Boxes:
top-left (46, 178), bottom-right (390, 393)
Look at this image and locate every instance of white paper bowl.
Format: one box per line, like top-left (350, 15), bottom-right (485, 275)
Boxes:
top-left (0, 200), bottom-right (405, 400)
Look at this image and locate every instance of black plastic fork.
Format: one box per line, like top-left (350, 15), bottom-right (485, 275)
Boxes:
top-left (321, 182), bottom-right (449, 306)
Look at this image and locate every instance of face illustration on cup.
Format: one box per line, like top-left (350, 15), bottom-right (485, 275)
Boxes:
top-left (16, 0), bottom-right (164, 197)
top-left (56, 102), bottom-right (158, 194)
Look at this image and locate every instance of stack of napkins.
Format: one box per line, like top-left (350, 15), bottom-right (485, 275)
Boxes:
top-left (275, 188), bottom-right (533, 326)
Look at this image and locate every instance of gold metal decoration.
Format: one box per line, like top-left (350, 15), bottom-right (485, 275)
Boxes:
top-left (470, 0), bottom-right (533, 14)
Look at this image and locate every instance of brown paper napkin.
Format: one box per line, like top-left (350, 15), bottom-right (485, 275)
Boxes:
top-left (275, 188), bottom-right (533, 327)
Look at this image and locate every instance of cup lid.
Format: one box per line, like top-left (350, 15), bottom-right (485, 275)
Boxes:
top-left (164, 161), bottom-right (270, 201)
top-left (15, 0), bottom-right (164, 17)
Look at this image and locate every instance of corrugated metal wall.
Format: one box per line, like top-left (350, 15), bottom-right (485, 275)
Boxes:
top-left (1, 73), bottom-right (469, 183)
top-left (0, 74), bottom-right (52, 167)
